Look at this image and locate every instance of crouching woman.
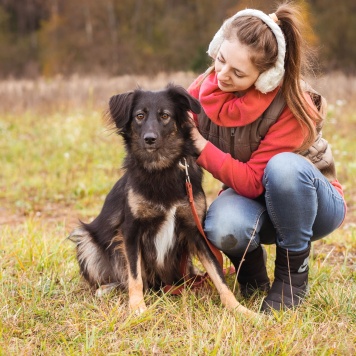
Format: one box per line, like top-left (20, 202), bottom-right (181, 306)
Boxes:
top-left (188, 2), bottom-right (346, 312)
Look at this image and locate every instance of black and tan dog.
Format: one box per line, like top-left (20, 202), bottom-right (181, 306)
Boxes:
top-left (69, 84), bottom-right (253, 316)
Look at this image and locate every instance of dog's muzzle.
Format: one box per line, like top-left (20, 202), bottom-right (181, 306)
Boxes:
top-left (143, 133), bottom-right (160, 151)
top-left (144, 133), bottom-right (157, 145)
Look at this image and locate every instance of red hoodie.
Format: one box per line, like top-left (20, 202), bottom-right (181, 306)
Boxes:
top-left (188, 72), bottom-right (344, 199)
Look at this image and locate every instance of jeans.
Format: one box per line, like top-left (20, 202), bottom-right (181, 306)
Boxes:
top-left (204, 152), bottom-right (346, 254)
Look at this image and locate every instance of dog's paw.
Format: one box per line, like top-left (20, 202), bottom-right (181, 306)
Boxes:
top-left (95, 283), bottom-right (120, 297)
top-left (133, 305), bottom-right (148, 316)
top-left (220, 290), bottom-right (259, 318)
top-left (130, 300), bottom-right (147, 315)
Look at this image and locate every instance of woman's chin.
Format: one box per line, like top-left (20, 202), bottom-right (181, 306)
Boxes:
top-left (218, 83), bottom-right (234, 92)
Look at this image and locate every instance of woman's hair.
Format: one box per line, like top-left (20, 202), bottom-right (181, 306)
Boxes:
top-left (207, 1), bottom-right (321, 151)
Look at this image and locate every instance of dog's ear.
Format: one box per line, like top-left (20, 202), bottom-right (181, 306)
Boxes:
top-left (166, 84), bottom-right (201, 114)
top-left (107, 92), bottom-right (134, 130)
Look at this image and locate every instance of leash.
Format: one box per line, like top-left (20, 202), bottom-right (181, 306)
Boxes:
top-left (162, 158), bottom-right (227, 295)
top-left (179, 158), bottom-right (224, 268)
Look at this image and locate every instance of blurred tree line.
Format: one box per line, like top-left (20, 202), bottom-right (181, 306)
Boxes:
top-left (0, 0), bottom-right (355, 78)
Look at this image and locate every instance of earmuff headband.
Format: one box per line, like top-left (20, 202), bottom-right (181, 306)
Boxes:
top-left (207, 9), bottom-right (286, 94)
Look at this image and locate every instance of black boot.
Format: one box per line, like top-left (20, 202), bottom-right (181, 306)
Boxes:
top-left (227, 245), bottom-right (270, 298)
top-left (260, 244), bottom-right (310, 313)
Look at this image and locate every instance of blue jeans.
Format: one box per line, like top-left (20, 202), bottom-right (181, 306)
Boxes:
top-left (204, 152), bottom-right (346, 254)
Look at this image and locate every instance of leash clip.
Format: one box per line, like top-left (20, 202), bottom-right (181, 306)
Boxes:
top-left (179, 158), bottom-right (190, 183)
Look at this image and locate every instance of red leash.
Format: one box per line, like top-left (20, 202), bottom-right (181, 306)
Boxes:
top-left (185, 184), bottom-right (224, 268)
top-left (163, 159), bottom-right (226, 295)
top-left (180, 158), bottom-right (224, 269)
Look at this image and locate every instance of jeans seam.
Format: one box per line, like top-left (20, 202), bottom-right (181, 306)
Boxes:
top-left (313, 177), bottom-right (345, 202)
top-left (313, 177), bottom-right (346, 229)
top-left (264, 176), bottom-right (284, 243)
top-left (249, 208), bottom-right (266, 249)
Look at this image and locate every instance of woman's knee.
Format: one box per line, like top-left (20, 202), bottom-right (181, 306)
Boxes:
top-left (204, 190), bottom-right (264, 255)
top-left (205, 216), bottom-right (256, 256)
top-left (263, 152), bottom-right (313, 193)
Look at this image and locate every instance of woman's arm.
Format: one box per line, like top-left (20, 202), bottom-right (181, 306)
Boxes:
top-left (194, 107), bottom-right (306, 198)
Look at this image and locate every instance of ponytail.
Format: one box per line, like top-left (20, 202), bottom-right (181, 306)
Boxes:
top-left (202, 1), bottom-right (321, 151)
top-left (275, 2), bottom-right (321, 151)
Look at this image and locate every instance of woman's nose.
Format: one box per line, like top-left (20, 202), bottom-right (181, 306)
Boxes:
top-left (217, 65), bottom-right (229, 81)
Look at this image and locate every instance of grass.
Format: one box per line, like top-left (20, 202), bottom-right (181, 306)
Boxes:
top-left (0, 72), bottom-right (355, 355)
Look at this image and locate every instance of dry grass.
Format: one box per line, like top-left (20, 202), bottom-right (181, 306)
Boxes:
top-left (0, 72), bottom-right (198, 115)
top-left (0, 72), bottom-right (355, 355)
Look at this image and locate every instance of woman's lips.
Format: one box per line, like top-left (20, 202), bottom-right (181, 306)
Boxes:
top-left (218, 80), bottom-right (230, 88)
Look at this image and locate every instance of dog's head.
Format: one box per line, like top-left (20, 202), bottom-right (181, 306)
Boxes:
top-left (107, 84), bottom-right (201, 170)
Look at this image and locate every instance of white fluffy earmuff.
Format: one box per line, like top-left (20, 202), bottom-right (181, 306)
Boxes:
top-left (207, 9), bottom-right (286, 94)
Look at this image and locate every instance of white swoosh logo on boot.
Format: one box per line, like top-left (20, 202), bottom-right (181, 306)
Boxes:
top-left (298, 257), bottom-right (309, 273)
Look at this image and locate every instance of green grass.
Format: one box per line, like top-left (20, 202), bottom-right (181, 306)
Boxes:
top-left (0, 73), bottom-right (355, 354)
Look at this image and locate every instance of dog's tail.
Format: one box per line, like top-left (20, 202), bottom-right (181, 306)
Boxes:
top-left (67, 225), bottom-right (128, 289)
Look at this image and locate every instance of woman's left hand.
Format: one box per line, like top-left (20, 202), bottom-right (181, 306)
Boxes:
top-left (191, 126), bottom-right (208, 154)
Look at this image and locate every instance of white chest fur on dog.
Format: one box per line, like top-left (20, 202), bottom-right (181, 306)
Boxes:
top-left (127, 188), bottom-right (177, 267)
top-left (154, 206), bottom-right (176, 267)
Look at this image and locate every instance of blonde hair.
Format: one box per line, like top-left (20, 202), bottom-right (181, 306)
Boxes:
top-left (205, 1), bottom-right (321, 151)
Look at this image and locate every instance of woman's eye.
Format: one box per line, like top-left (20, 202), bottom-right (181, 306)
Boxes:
top-left (234, 72), bottom-right (244, 78)
top-left (136, 113), bottom-right (145, 120)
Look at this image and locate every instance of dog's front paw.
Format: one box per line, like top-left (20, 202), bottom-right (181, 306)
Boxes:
top-left (220, 290), bottom-right (259, 318)
top-left (130, 299), bottom-right (147, 315)
top-left (134, 305), bottom-right (147, 316)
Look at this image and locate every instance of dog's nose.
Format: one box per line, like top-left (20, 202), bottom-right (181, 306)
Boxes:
top-left (144, 133), bottom-right (157, 145)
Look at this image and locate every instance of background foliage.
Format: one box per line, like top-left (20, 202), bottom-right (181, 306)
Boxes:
top-left (0, 0), bottom-right (355, 78)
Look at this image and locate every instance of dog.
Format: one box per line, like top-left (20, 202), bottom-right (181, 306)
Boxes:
top-left (69, 84), bottom-right (253, 317)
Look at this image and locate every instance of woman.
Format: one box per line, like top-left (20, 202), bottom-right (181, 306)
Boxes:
top-left (188, 2), bottom-right (346, 312)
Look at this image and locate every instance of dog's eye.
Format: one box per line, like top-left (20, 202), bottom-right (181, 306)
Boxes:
top-left (161, 113), bottom-right (170, 120)
top-left (136, 113), bottom-right (145, 121)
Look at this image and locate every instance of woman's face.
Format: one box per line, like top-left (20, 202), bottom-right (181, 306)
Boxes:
top-left (214, 39), bottom-right (260, 93)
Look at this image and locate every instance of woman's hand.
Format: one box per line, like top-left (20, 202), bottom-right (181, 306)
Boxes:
top-left (187, 112), bottom-right (208, 154)
top-left (191, 126), bottom-right (208, 154)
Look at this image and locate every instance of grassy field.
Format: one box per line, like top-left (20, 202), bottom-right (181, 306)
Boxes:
top-left (0, 72), bottom-right (355, 355)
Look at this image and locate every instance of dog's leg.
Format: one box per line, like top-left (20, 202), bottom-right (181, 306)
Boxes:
top-left (122, 222), bottom-right (147, 314)
top-left (126, 251), bottom-right (147, 314)
top-left (196, 249), bottom-right (258, 318)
